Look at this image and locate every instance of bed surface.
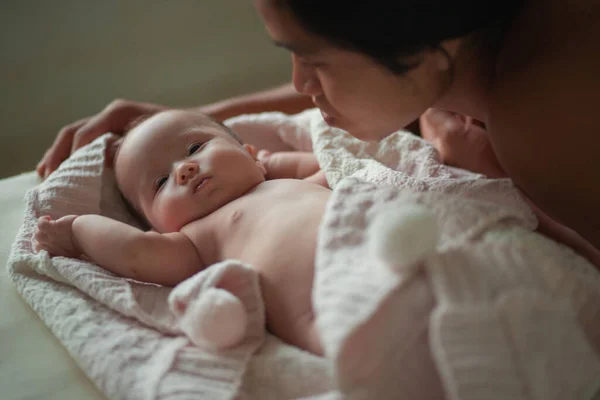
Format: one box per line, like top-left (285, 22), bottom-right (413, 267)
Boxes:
top-left (0, 172), bottom-right (105, 400)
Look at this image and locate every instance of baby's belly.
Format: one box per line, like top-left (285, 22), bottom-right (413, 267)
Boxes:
top-left (249, 211), bottom-right (321, 316)
top-left (227, 195), bottom-right (328, 340)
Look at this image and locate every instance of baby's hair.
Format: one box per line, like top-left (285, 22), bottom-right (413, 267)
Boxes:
top-left (123, 111), bottom-right (244, 145)
top-left (206, 115), bottom-right (244, 145)
top-left (123, 114), bottom-right (153, 134)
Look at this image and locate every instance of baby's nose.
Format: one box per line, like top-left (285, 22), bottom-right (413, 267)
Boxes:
top-left (176, 162), bottom-right (199, 185)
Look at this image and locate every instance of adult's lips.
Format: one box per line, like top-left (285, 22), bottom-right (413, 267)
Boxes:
top-left (313, 98), bottom-right (340, 126)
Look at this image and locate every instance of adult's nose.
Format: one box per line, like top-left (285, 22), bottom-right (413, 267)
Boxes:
top-left (291, 54), bottom-right (323, 96)
top-left (175, 162), bottom-right (199, 185)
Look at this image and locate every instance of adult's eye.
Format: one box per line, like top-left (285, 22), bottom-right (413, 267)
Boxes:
top-left (300, 58), bottom-right (326, 68)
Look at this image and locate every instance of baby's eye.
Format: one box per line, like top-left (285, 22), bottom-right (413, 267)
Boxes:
top-left (188, 142), bottom-right (205, 155)
top-left (155, 176), bottom-right (168, 192)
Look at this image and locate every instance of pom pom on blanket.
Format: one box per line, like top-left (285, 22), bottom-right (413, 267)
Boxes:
top-left (170, 287), bottom-right (248, 350)
top-left (369, 204), bottom-right (439, 271)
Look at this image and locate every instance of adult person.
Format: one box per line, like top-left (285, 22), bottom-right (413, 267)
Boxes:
top-left (38, 0), bottom-right (600, 250)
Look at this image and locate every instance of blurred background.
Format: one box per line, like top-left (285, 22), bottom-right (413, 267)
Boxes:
top-left (0, 0), bottom-right (291, 179)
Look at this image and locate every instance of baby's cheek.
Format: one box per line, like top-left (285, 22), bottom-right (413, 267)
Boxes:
top-left (157, 196), bottom-right (200, 233)
top-left (151, 200), bottom-right (177, 233)
top-left (216, 148), bottom-right (248, 164)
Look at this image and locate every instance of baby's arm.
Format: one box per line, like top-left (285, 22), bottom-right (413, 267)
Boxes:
top-left (258, 151), bottom-right (318, 178)
top-left (35, 215), bottom-right (202, 286)
top-left (258, 151), bottom-right (328, 187)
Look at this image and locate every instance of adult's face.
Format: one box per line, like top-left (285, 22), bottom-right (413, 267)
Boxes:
top-left (254, 0), bottom-right (452, 141)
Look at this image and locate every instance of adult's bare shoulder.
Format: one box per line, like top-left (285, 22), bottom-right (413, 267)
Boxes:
top-left (487, 0), bottom-right (600, 246)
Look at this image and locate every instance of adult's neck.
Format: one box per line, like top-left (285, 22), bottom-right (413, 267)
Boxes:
top-left (433, 36), bottom-right (496, 123)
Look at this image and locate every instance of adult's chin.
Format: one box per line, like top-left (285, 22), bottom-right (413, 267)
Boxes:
top-left (344, 124), bottom-right (399, 143)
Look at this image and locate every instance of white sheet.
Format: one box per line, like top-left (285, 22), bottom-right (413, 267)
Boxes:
top-left (0, 172), bottom-right (107, 400)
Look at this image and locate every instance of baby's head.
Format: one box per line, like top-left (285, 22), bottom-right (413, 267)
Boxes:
top-left (114, 109), bottom-right (266, 233)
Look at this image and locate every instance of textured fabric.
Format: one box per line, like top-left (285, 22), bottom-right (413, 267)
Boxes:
top-left (308, 111), bottom-right (600, 400)
top-left (7, 109), bottom-right (600, 400)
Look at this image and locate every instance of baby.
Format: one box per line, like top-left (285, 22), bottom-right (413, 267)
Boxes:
top-left (34, 109), bottom-right (331, 355)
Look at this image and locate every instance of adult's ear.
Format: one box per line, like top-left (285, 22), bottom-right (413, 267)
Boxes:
top-left (104, 136), bottom-right (124, 168)
top-left (434, 38), bottom-right (461, 72)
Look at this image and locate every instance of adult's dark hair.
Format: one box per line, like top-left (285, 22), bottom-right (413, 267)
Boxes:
top-left (277, 0), bottom-right (525, 74)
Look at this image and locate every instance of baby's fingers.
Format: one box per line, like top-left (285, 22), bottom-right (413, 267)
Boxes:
top-left (34, 216), bottom-right (52, 252)
top-left (36, 216), bottom-right (50, 236)
top-left (33, 239), bottom-right (45, 253)
top-left (33, 228), bottom-right (49, 253)
top-left (37, 215), bottom-right (51, 225)
top-left (257, 149), bottom-right (272, 162)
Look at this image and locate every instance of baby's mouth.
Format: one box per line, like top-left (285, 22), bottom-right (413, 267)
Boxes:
top-left (195, 177), bottom-right (210, 192)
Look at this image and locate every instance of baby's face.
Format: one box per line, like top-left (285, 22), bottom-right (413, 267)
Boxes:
top-left (115, 110), bottom-right (266, 233)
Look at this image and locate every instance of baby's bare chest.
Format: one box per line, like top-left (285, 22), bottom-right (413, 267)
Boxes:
top-left (184, 182), bottom-right (331, 322)
top-left (221, 192), bottom-right (328, 270)
top-left (186, 181), bottom-right (329, 269)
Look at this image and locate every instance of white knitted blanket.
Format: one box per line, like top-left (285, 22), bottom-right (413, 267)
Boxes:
top-left (303, 110), bottom-right (600, 399)
top-left (7, 131), bottom-right (333, 400)
top-left (8, 108), bottom-right (600, 400)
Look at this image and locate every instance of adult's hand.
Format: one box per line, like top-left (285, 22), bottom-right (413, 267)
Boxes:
top-left (37, 99), bottom-right (167, 179)
top-left (420, 108), bottom-right (600, 269)
top-left (38, 83), bottom-right (313, 179)
top-left (419, 108), bottom-right (506, 179)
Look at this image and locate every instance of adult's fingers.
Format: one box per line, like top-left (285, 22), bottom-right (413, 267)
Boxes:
top-left (70, 114), bottom-right (111, 154)
top-left (39, 117), bottom-right (89, 178)
top-left (40, 99), bottom-right (166, 179)
top-left (420, 109), bottom-right (464, 137)
top-left (36, 157), bottom-right (46, 178)
top-left (70, 99), bottom-right (127, 154)
top-left (70, 99), bottom-right (166, 153)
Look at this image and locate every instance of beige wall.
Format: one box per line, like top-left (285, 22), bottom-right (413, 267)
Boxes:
top-left (0, 0), bottom-right (291, 179)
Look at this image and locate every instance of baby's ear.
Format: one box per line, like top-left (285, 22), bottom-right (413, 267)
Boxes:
top-left (243, 144), bottom-right (267, 176)
top-left (104, 136), bottom-right (124, 168)
top-left (243, 144), bottom-right (259, 159)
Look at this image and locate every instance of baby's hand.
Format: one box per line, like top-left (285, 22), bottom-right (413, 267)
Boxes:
top-left (34, 215), bottom-right (80, 258)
